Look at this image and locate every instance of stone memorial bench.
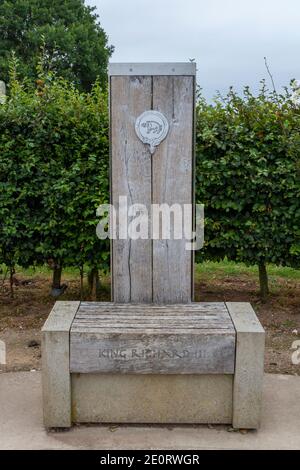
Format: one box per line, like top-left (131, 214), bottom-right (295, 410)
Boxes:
top-left (42, 63), bottom-right (265, 430)
top-left (42, 300), bottom-right (264, 428)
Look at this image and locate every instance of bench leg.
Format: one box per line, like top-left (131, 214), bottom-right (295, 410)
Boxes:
top-left (227, 302), bottom-right (265, 429)
top-left (42, 301), bottom-right (80, 428)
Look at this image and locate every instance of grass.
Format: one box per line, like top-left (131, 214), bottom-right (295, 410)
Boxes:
top-left (1, 264), bottom-right (98, 279)
top-left (195, 260), bottom-right (300, 281)
top-left (13, 265), bottom-right (81, 278)
top-left (1, 260), bottom-right (299, 286)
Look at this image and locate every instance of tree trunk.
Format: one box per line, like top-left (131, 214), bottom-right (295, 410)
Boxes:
top-left (88, 268), bottom-right (101, 301)
top-left (259, 263), bottom-right (269, 300)
top-left (79, 265), bottom-right (84, 300)
top-left (0, 265), bottom-right (8, 292)
top-left (9, 266), bottom-right (15, 299)
top-left (50, 264), bottom-right (67, 297)
top-left (52, 264), bottom-right (62, 290)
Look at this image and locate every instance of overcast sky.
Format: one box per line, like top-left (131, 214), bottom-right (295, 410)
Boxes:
top-left (86, 0), bottom-right (300, 100)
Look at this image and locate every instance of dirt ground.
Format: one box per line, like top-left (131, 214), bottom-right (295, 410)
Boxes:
top-left (0, 270), bottom-right (299, 375)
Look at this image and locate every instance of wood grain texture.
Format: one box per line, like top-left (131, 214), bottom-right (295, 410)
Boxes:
top-left (152, 76), bottom-right (194, 303)
top-left (41, 301), bottom-right (80, 332)
top-left (110, 74), bottom-right (195, 304)
top-left (70, 302), bottom-right (235, 374)
top-left (110, 76), bottom-right (152, 303)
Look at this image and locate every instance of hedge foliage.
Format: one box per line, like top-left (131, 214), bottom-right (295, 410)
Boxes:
top-left (196, 83), bottom-right (300, 295)
top-left (0, 71), bottom-right (299, 297)
top-left (0, 63), bottom-right (110, 289)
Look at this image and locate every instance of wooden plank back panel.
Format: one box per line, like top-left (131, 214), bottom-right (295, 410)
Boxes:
top-left (110, 76), bottom-right (152, 302)
top-left (110, 71), bottom-right (195, 304)
top-left (152, 76), bottom-right (194, 303)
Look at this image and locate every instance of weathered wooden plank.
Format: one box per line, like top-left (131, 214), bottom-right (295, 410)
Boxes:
top-left (73, 313), bottom-right (232, 320)
top-left (77, 308), bottom-right (228, 314)
top-left (71, 304), bottom-right (233, 332)
top-left (79, 303), bottom-right (226, 308)
top-left (71, 327), bottom-right (234, 334)
top-left (79, 302), bottom-right (224, 309)
top-left (72, 318), bottom-right (233, 326)
top-left (76, 310), bottom-right (229, 317)
top-left (111, 75), bottom-right (152, 302)
top-left (74, 311), bottom-right (230, 318)
top-left (74, 318), bottom-right (230, 323)
top-left (75, 317), bottom-right (231, 328)
top-left (70, 332), bottom-right (235, 374)
top-left (74, 323), bottom-right (232, 329)
top-left (73, 319), bottom-right (232, 325)
top-left (72, 303), bottom-right (232, 327)
top-left (80, 302), bottom-right (227, 312)
top-left (71, 330), bottom-right (234, 337)
top-left (72, 328), bottom-right (234, 335)
top-left (152, 76), bottom-right (194, 303)
top-left (78, 303), bottom-right (227, 314)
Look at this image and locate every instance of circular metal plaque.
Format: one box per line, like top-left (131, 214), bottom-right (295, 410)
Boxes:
top-left (135, 110), bottom-right (169, 154)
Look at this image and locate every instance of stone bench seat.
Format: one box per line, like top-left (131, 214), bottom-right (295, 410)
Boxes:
top-left (70, 302), bottom-right (236, 374)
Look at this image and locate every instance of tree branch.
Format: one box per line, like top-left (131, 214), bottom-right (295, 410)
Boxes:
top-left (264, 56), bottom-right (277, 94)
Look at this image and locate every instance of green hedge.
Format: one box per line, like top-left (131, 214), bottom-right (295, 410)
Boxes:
top-left (0, 73), bottom-right (299, 298)
top-left (0, 69), bottom-right (110, 294)
top-left (195, 84), bottom-right (300, 296)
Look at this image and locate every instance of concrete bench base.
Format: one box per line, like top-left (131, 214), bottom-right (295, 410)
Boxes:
top-left (42, 301), bottom-right (265, 429)
top-left (71, 373), bottom-right (233, 424)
